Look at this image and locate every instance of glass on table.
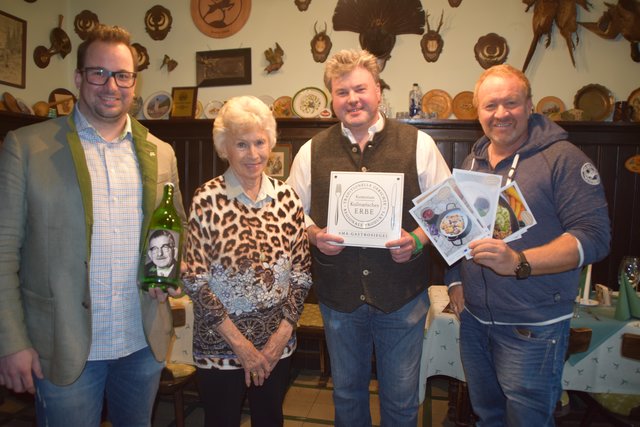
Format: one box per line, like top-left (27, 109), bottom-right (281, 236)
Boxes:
top-left (619, 255), bottom-right (640, 292)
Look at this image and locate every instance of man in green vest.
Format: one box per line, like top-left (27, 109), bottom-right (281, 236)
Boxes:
top-left (288, 49), bottom-right (451, 427)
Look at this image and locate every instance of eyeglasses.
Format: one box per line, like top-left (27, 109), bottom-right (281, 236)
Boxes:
top-left (149, 244), bottom-right (174, 256)
top-left (80, 67), bottom-right (137, 88)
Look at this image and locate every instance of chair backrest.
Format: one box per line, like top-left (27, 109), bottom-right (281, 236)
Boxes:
top-left (621, 333), bottom-right (640, 361)
top-left (171, 307), bottom-right (186, 328)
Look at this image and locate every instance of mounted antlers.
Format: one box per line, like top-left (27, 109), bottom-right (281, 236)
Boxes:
top-left (311, 21), bottom-right (332, 63)
top-left (421, 10), bottom-right (445, 62)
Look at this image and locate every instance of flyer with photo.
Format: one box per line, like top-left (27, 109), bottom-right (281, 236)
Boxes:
top-left (494, 181), bottom-right (537, 243)
top-left (452, 169), bottom-right (502, 234)
top-left (410, 178), bottom-right (490, 265)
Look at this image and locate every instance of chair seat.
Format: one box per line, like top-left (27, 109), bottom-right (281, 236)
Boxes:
top-left (165, 363), bottom-right (196, 379)
top-left (592, 393), bottom-right (640, 417)
top-left (297, 303), bottom-right (323, 329)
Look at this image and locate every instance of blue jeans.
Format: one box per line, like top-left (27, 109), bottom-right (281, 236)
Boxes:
top-left (459, 309), bottom-right (570, 427)
top-left (34, 346), bottom-right (163, 427)
top-left (320, 291), bottom-right (428, 427)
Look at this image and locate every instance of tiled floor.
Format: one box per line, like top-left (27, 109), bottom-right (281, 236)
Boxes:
top-left (0, 370), bottom-right (613, 426)
top-left (0, 370), bottom-right (453, 427)
top-left (151, 370), bottom-right (456, 427)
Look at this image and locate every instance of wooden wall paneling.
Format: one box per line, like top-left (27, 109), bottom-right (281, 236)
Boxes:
top-left (2, 112), bottom-right (639, 288)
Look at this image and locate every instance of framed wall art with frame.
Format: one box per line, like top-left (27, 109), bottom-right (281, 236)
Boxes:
top-left (196, 48), bottom-right (251, 87)
top-left (0, 11), bottom-right (27, 88)
top-left (170, 86), bottom-right (198, 119)
top-left (266, 143), bottom-right (292, 180)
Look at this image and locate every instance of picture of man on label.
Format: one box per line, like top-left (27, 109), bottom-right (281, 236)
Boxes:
top-left (145, 230), bottom-right (178, 279)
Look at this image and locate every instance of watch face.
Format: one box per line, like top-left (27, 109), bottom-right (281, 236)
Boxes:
top-left (516, 262), bottom-right (531, 279)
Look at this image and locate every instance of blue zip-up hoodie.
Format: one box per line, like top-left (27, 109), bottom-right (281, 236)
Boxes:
top-left (445, 113), bottom-right (611, 324)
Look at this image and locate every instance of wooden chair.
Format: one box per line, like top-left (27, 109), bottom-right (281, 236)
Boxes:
top-left (572, 333), bottom-right (640, 427)
top-left (296, 302), bottom-right (330, 386)
top-left (153, 306), bottom-right (197, 427)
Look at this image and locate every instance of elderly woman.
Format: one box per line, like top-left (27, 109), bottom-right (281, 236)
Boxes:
top-left (182, 95), bottom-right (312, 427)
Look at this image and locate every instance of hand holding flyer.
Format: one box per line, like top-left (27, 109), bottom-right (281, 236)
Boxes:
top-left (410, 172), bottom-right (537, 265)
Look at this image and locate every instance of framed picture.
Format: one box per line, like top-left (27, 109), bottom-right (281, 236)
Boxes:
top-left (196, 48), bottom-right (251, 87)
top-left (0, 11), bottom-right (27, 88)
top-left (266, 143), bottom-right (292, 180)
top-left (170, 86), bottom-right (198, 119)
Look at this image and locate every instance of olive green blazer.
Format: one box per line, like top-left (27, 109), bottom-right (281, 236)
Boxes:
top-left (0, 114), bottom-right (186, 385)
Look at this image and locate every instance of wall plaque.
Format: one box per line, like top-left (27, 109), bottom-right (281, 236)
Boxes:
top-left (190, 0), bottom-right (251, 38)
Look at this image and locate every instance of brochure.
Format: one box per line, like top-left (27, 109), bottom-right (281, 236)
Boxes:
top-left (410, 178), bottom-right (490, 265)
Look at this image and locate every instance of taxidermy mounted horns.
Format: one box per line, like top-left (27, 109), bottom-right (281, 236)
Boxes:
top-left (311, 22), bottom-right (332, 63)
top-left (421, 10), bottom-right (445, 62)
top-left (332, 0), bottom-right (425, 61)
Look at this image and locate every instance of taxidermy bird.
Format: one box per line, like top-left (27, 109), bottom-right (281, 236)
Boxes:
top-left (332, 0), bottom-right (425, 60)
top-left (264, 42), bottom-right (284, 73)
top-left (522, 0), bottom-right (591, 72)
top-left (580, 0), bottom-right (640, 62)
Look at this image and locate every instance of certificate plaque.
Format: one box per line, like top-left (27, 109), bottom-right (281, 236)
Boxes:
top-left (327, 171), bottom-right (404, 248)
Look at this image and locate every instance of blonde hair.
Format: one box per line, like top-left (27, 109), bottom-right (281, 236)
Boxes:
top-left (213, 96), bottom-right (277, 160)
top-left (323, 49), bottom-right (380, 92)
top-left (473, 64), bottom-right (532, 108)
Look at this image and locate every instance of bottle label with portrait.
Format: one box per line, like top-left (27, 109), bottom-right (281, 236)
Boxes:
top-left (141, 228), bottom-right (181, 291)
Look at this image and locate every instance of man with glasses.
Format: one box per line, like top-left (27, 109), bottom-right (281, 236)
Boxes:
top-left (145, 230), bottom-right (178, 279)
top-left (0, 24), bottom-right (186, 426)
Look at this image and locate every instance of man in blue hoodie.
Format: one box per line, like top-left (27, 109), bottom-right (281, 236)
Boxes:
top-left (447, 64), bottom-right (610, 426)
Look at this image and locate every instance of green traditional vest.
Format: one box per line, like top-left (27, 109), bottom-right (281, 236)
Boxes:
top-left (309, 120), bottom-right (429, 313)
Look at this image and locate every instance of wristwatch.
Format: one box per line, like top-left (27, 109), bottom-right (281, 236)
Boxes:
top-left (515, 251), bottom-right (531, 280)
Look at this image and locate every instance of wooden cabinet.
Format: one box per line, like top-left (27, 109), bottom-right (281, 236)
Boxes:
top-left (2, 112), bottom-right (638, 288)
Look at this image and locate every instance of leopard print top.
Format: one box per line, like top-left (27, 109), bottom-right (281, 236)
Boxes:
top-left (182, 174), bottom-right (312, 370)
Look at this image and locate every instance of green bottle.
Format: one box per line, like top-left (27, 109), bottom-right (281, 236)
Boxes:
top-left (140, 183), bottom-right (182, 291)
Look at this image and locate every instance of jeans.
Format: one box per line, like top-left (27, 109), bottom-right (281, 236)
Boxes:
top-left (320, 291), bottom-right (428, 427)
top-left (34, 346), bottom-right (163, 427)
top-left (459, 309), bottom-right (570, 427)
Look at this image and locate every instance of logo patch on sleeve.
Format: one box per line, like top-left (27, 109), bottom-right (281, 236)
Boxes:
top-left (581, 163), bottom-right (600, 185)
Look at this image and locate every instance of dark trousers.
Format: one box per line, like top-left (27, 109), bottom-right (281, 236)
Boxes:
top-left (196, 356), bottom-right (291, 427)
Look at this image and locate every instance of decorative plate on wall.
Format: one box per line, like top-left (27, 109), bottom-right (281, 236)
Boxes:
top-left (258, 95), bottom-right (274, 110)
top-left (129, 95), bottom-right (143, 118)
top-left (535, 96), bottom-right (566, 116)
top-left (421, 89), bottom-right (453, 119)
top-left (273, 96), bottom-right (293, 118)
top-left (190, 0), bottom-right (251, 38)
top-left (574, 84), bottom-right (614, 121)
top-left (292, 87), bottom-right (327, 118)
top-left (452, 91), bottom-right (477, 120)
top-left (143, 91), bottom-right (172, 120)
top-left (627, 87), bottom-right (640, 122)
top-left (204, 100), bottom-right (224, 119)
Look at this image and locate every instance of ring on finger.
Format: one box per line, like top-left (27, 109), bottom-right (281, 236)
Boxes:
top-left (250, 372), bottom-right (257, 378)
